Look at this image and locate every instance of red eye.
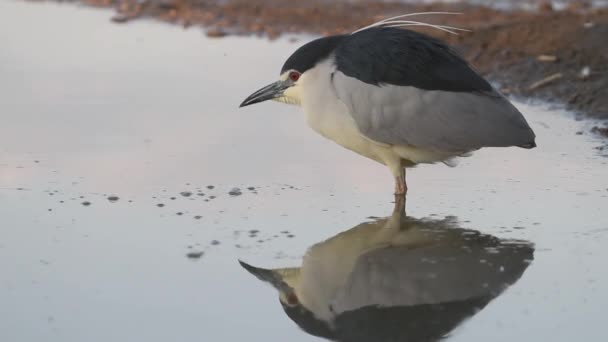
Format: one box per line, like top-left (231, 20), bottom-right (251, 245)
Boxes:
top-left (289, 71), bottom-right (300, 82)
top-left (287, 293), bottom-right (299, 305)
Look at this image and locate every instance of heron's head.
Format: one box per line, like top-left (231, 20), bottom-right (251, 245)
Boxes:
top-left (238, 260), bottom-right (301, 307)
top-left (239, 35), bottom-right (345, 108)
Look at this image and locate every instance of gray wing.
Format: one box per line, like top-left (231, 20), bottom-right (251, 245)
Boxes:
top-left (332, 71), bottom-right (536, 152)
top-left (330, 241), bottom-right (533, 314)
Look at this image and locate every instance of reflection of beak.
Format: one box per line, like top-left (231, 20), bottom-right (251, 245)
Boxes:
top-left (238, 260), bottom-right (295, 296)
top-left (239, 81), bottom-right (289, 107)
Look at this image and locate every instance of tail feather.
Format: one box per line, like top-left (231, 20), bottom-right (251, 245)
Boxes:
top-left (519, 140), bottom-right (537, 149)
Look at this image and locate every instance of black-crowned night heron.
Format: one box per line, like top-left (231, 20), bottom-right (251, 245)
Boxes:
top-left (240, 13), bottom-right (536, 196)
top-left (239, 202), bottom-right (534, 340)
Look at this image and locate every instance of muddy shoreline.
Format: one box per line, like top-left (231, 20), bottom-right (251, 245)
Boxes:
top-left (37, 0), bottom-right (608, 135)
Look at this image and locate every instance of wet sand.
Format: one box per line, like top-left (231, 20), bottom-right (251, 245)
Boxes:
top-left (32, 0), bottom-right (608, 134)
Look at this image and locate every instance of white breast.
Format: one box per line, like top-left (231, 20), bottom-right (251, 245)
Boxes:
top-left (296, 58), bottom-right (461, 167)
top-left (298, 59), bottom-right (388, 164)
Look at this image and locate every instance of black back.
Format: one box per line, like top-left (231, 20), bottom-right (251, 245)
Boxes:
top-left (282, 27), bottom-right (492, 93)
top-left (335, 27), bottom-right (492, 92)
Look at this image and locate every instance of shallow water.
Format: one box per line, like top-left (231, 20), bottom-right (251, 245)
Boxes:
top-left (1, 1), bottom-right (608, 341)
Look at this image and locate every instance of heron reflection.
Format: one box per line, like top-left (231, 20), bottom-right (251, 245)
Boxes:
top-left (239, 202), bottom-right (534, 341)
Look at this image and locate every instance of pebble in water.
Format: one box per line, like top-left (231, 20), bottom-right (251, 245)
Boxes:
top-left (229, 188), bottom-right (242, 196)
top-left (194, 215), bottom-right (202, 220)
top-left (207, 185), bottom-right (215, 190)
top-left (211, 240), bottom-right (220, 246)
top-left (107, 196), bottom-right (119, 203)
top-left (186, 251), bottom-right (204, 259)
top-left (157, 203), bottom-right (165, 208)
top-left (82, 201), bottom-right (91, 206)
top-left (180, 191), bottom-right (192, 197)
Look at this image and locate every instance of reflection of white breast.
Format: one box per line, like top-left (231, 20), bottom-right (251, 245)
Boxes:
top-left (296, 217), bottom-right (428, 321)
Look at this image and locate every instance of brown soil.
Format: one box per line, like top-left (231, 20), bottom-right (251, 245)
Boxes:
top-left (40, 1), bottom-right (608, 133)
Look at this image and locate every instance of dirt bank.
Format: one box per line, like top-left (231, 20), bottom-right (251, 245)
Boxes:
top-left (38, 0), bottom-right (608, 133)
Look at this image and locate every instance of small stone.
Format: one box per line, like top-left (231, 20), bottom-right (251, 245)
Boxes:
top-left (537, 1), bottom-right (553, 12)
top-left (536, 54), bottom-right (558, 62)
top-left (186, 251), bottom-right (204, 259)
top-left (81, 201), bottom-right (91, 206)
top-left (157, 203), bottom-right (165, 208)
top-left (206, 28), bottom-right (227, 38)
top-left (580, 66), bottom-right (591, 79)
top-left (211, 240), bottom-right (220, 246)
top-left (206, 185), bottom-right (215, 189)
top-left (180, 191), bottom-right (192, 197)
top-left (229, 188), bottom-right (242, 196)
top-left (107, 195), bottom-right (119, 203)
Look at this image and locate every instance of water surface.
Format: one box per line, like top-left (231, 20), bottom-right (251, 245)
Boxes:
top-left (1, 1), bottom-right (607, 341)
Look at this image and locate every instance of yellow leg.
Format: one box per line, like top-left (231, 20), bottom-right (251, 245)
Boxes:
top-left (394, 167), bottom-right (407, 195)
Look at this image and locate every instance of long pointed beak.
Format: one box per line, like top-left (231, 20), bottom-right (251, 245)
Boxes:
top-left (238, 260), bottom-right (294, 295)
top-left (239, 80), bottom-right (288, 108)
